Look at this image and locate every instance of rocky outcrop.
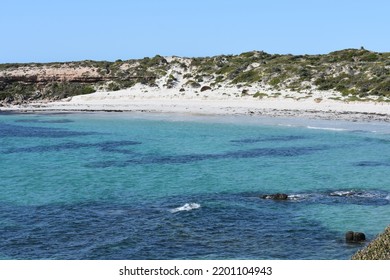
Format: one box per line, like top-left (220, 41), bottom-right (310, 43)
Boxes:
top-left (0, 60), bottom-right (159, 104)
top-left (345, 231), bottom-right (366, 243)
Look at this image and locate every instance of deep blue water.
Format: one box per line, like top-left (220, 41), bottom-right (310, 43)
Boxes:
top-left (0, 112), bottom-right (389, 259)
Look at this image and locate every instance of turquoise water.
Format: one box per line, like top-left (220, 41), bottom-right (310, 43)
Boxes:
top-left (0, 112), bottom-right (389, 259)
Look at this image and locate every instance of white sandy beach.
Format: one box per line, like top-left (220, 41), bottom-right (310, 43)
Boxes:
top-left (2, 83), bottom-right (390, 122)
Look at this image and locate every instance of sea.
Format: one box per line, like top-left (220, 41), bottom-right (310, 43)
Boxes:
top-left (0, 111), bottom-right (389, 260)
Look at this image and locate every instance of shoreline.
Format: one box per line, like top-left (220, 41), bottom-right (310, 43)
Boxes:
top-left (1, 87), bottom-right (390, 122)
top-left (352, 226), bottom-right (390, 260)
top-left (2, 108), bottom-right (389, 123)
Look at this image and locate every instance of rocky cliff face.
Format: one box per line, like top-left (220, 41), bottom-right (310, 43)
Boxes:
top-left (1, 49), bottom-right (389, 105)
top-left (0, 63), bottom-right (106, 104)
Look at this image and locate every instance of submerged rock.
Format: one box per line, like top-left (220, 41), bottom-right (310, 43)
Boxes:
top-left (261, 193), bottom-right (288, 200)
top-left (345, 231), bottom-right (366, 243)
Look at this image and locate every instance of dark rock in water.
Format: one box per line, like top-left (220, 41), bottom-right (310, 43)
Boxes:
top-left (345, 231), bottom-right (354, 242)
top-left (261, 193), bottom-right (288, 200)
top-left (346, 231), bottom-right (366, 243)
top-left (354, 232), bottom-right (366, 242)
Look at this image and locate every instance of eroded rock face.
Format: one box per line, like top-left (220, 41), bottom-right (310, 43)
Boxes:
top-left (261, 193), bottom-right (289, 200)
top-left (345, 231), bottom-right (366, 243)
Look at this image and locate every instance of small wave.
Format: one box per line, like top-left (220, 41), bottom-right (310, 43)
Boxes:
top-left (307, 126), bottom-right (347, 131)
top-left (287, 194), bottom-right (309, 201)
top-left (272, 190), bottom-right (389, 204)
top-left (328, 190), bottom-right (387, 199)
top-left (170, 203), bottom-right (201, 213)
top-left (329, 190), bottom-right (359, 197)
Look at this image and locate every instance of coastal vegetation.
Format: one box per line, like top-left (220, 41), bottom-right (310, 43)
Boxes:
top-left (1, 48), bottom-right (389, 105)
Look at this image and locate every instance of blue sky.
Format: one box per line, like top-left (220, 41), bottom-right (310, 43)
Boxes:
top-left (1, 0), bottom-right (389, 62)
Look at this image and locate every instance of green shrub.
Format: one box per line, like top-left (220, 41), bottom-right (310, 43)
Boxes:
top-left (215, 75), bottom-right (224, 82)
top-left (108, 83), bottom-right (120, 91)
top-left (253, 92), bottom-right (268, 98)
top-left (81, 85), bottom-right (96, 95)
top-left (232, 70), bottom-right (260, 84)
top-left (195, 75), bottom-right (204, 82)
top-left (185, 80), bottom-right (201, 88)
top-left (269, 77), bottom-right (281, 86)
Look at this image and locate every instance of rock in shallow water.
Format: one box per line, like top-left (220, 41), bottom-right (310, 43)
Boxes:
top-left (345, 231), bottom-right (366, 243)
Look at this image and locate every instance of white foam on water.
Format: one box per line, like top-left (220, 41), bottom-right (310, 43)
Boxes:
top-left (307, 126), bottom-right (348, 131)
top-left (288, 194), bottom-right (308, 201)
top-left (329, 190), bottom-right (355, 197)
top-left (170, 203), bottom-right (201, 213)
top-left (328, 190), bottom-right (386, 199)
top-left (356, 192), bottom-right (377, 198)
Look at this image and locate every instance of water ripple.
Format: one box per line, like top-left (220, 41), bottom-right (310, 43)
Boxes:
top-left (0, 199), bottom-right (357, 259)
top-left (354, 161), bottom-right (390, 167)
top-left (14, 119), bottom-right (75, 124)
top-left (230, 135), bottom-right (306, 144)
top-left (0, 123), bottom-right (98, 138)
top-left (2, 140), bottom-right (141, 154)
top-left (86, 145), bottom-right (327, 168)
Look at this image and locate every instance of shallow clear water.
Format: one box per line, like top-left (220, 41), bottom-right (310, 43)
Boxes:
top-left (0, 112), bottom-right (389, 259)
